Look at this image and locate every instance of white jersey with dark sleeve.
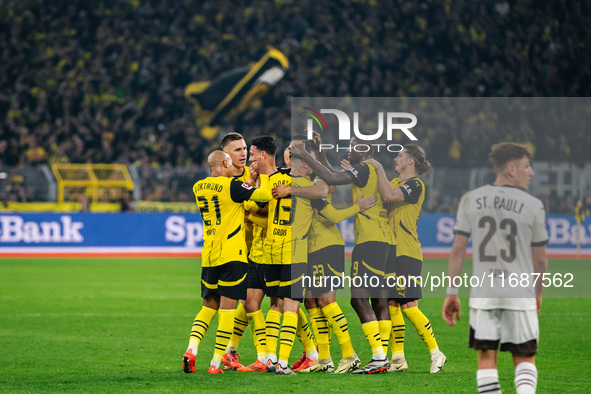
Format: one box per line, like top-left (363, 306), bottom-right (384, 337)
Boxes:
top-left (454, 184), bottom-right (549, 310)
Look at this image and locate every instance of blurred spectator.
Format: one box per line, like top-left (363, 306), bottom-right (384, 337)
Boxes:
top-left (1, 0), bottom-right (589, 210)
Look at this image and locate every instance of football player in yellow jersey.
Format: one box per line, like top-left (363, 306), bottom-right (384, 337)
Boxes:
top-left (293, 136), bottom-right (394, 374)
top-left (221, 132), bottom-right (253, 182)
top-left (364, 144), bottom-right (446, 374)
top-left (270, 140), bottom-right (320, 375)
top-left (247, 137), bottom-right (324, 374)
top-left (277, 133), bottom-right (374, 373)
top-left (182, 150), bottom-right (272, 374)
top-left (219, 132), bottom-right (256, 370)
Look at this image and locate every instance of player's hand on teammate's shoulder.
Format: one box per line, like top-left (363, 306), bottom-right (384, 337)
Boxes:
top-left (272, 185), bottom-right (291, 199)
top-left (362, 158), bottom-right (381, 170)
top-left (442, 297), bottom-right (461, 327)
top-left (354, 193), bottom-right (377, 212)
top-left (340, 159), bottom-right (351, 170)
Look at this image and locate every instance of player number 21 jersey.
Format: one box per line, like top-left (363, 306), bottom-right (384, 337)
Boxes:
top-left (193, 175), bottom-right (271, 267)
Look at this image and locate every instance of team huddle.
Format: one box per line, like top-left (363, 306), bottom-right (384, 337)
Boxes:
top-left (182, 132), bottom-right (547, 391)
top-left (182, 131), bottom-right (444, 376)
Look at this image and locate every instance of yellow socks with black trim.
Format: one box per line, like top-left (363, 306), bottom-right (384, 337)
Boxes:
top-left (378, 320), bottom-right (392, 355)
top-left (322, 302), bottom-right (354, 359)
top-left (188, 306), bottom-right (217, 355)
top-left (362, 320), bottom-right (386, 360)
top-left (296, 307), bottom-right (318, 360)
top-left (265, 309), bottom-right (282, 363)
top-left (248, 309), bottom-right (267, 362)
top-left (211, 308), bottom-right (235, 368)
top-left (308, 307), bottom-right (331, 360)
top-left (278, 311), bottom-right (298, 368)
top-left (402, 306), bottom-right (439, 354)
top-left (227, 302), bottom-right (249, 352)
top-left (389, 305), bottom-right (405, 357)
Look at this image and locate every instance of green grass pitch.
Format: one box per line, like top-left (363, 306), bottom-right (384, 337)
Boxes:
top-left (1, 257), bottom-right (590, 392)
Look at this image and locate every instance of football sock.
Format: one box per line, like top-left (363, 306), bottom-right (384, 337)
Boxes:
top-left (247, 309), bottom-right (268, 362)
top-left (265, 309), bottom-right (282, 361)
top-left (389, 305), bottom-right (405, 357)
top-left (296, 307), bottom-right (318, 359)
top-left (227, 302), bottom-right (249, 352)
top-left (278, 311), bottom-right (298, 366)
top-left (188, 306), bottom-right (217, 352)
top-left (515, 362), bottom-right (537, 394)
top-left (477, 369), bottom-right (501, 394)
top-left (278, 359), bottom-right (289, 369)
top-left (378, 319), bottom-right (392, 355)
top-left (362, 320), bottom-right (386, 360)
top-left (308, 307), bottom-right (331, 360)
top-left (212, 309), bottom-right (235, 363)
top-left (402, 306), bottom-right (439, 354)
top-left (322, 302), bottom-right (355, 359)
top-left (307, 307), bottom-right (320, 342)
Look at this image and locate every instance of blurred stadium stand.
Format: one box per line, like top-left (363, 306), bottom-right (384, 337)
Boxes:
top-left (1, 162), bottom-right (589, 214)
top-left (1, 1), bottom-right (589, 212)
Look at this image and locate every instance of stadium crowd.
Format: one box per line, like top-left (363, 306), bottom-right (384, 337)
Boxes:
top-left (1, 0), bottom-right (590, 207)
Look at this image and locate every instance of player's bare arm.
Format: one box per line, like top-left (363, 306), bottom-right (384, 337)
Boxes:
top-left (291, 143), bottom-right (353, 186)
top-left (310, 130), bottom-right (335, 173)
top-left (443, 233), bottom-right (470, 326)
top-left (363, 158), bottom-right (405, 202)
top-left (532, 245), bottom-right (548, 313)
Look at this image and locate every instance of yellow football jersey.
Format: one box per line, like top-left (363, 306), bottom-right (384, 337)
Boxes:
top-left (234, 167), bottom-right (253, 251)
top-left (193, 174), bottom-right (271, 267)
top-left (263, 168), bottom-right (292, 265)
top-left (234, 167), bottom-right (250, 182)
top-left (308, 192), bottom-right (346, 253)
top-left (265, 168), bottom-right (292, 244)
top-left (388, 177), bottom-right (425, 260)
top-left (290, 175), bottom-right (315, 264)
top-left (244, 200), bottom-right (267, 264)
top-left (345, 163), bottom-right (394, 245)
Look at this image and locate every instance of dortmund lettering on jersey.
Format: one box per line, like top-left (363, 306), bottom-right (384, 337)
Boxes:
top-left (193, 175), bottom-right (270, 267)
top-left (345, 162), bottom-right (393, 245)
top-left (388, 177), bottom-right (424, 260)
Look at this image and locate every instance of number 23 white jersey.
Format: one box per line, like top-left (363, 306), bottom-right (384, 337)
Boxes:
top-left (454, 185), bottom-right (549, 310)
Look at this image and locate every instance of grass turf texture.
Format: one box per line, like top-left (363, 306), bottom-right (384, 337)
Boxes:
top-left (1, 258), bottom-right (590, 393)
